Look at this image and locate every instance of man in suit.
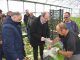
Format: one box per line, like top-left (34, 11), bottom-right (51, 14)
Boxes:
top-left (29, 12), bottom-right (50, 60)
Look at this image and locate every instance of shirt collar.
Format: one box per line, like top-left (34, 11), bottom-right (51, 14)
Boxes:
top-left (40, 16), bottom-right (46, 24)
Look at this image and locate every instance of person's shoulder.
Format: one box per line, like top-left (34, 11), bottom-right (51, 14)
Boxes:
top-left (30, 18), bottom-right (39, 28)
top-left (34, 16), bottom-right (40, 22)
top-left (3, 23), bottom-right (16, 30)
top-left (3, 17), bottom-right (11, 24)
top-left (71, 20), bottom-right (76, 24)
top-left (69, 31), bottom-right (76, 37)
top-left (31, 19), bottom-right (37, 25)
top-left (35, 16), bottom-right (40, 19)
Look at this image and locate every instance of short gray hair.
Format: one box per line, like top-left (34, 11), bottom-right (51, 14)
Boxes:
top-left (11, 12), bottom-right (21, 16)
top-left (41, 12), bottom-right (49, 17)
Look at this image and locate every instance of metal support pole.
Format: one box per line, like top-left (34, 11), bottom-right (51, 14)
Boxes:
top-left (7, 0), bottom-right (9, 12)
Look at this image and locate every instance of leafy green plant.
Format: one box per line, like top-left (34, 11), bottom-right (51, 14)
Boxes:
top-left (71, 17), bottom-right (80, 30)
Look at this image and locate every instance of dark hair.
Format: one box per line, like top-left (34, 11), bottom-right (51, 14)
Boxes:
top-left (0, 9), bottom-right (2, 13)
top-left (2, 14), bottom-right (6, 18)
top-left (41, 12), bottom-right (46, 17)
top-left (65, 12), bottom-right (70, 16)
top-left (11, 12), bottom-right (21, 16)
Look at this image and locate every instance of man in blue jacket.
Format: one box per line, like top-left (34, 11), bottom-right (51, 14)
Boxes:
top-left (2, 12), bottom-right (25, 60)
top-left (63, 12), bottom-right (79, 35)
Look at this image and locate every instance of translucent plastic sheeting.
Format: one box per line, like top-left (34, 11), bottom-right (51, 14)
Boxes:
top-left (26, 0), bottom-right (80, 8)
top-left (0, 1), bottom-right (8, 14)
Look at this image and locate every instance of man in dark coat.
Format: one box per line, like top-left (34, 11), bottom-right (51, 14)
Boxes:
top-left (23, 10), bottom-right (29, 26)
top-left (27, 12), bottom-right (36, 40)
top-left (2, 12), bottom-right (25, 60)
top-left (29, 12), bottom-right (50, 60)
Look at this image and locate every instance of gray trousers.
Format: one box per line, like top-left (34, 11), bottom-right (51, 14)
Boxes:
top-left (65, 54), bottom-right (80, 60)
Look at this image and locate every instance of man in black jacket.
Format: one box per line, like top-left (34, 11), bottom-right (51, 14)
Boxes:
top-left (23, 10), bottom-right (29, 26)
top-left (29, 12), bottom-right (50, 60)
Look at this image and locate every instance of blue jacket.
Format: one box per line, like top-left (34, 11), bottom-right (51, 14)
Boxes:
top-left (65, 20), bottom-right (79, 35)
top-left (2, 17), bottom-right (25, 60)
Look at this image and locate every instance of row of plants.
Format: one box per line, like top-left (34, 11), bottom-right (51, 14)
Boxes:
top-left (71, 17), bottom-right (80, 31)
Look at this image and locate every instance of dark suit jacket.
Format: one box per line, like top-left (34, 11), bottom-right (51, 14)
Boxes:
top-left (30, 16), bottom-right (50, 46)
top-left (23, 14), bottom-right (29, 26)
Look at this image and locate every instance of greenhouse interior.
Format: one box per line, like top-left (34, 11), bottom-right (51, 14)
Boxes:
top-left (0, 0), bottom-right (80, 60)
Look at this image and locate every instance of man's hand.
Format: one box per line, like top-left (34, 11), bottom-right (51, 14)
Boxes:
top-left (58, 50), bottom-right (73, 58)
top-left (66, 51), bottom-right (73, 58)
top-left (48, 45), bottom-right (52, 50)
top-left (51, 47), bottom-right (59, 55)
top-left (52, 37), bottom-right (60, 44)
top-left (41, 37), bottom-right (52, 43)
top-left (41, 37), bottom-right (46, 41)
top-left (16, 58), bottom-right (19, 60)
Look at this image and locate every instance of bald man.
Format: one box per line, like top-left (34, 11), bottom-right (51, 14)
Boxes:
top-left (29, 12), bottom-right (50, 60)
top-left (56, 22), bottom-right (80, 60)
